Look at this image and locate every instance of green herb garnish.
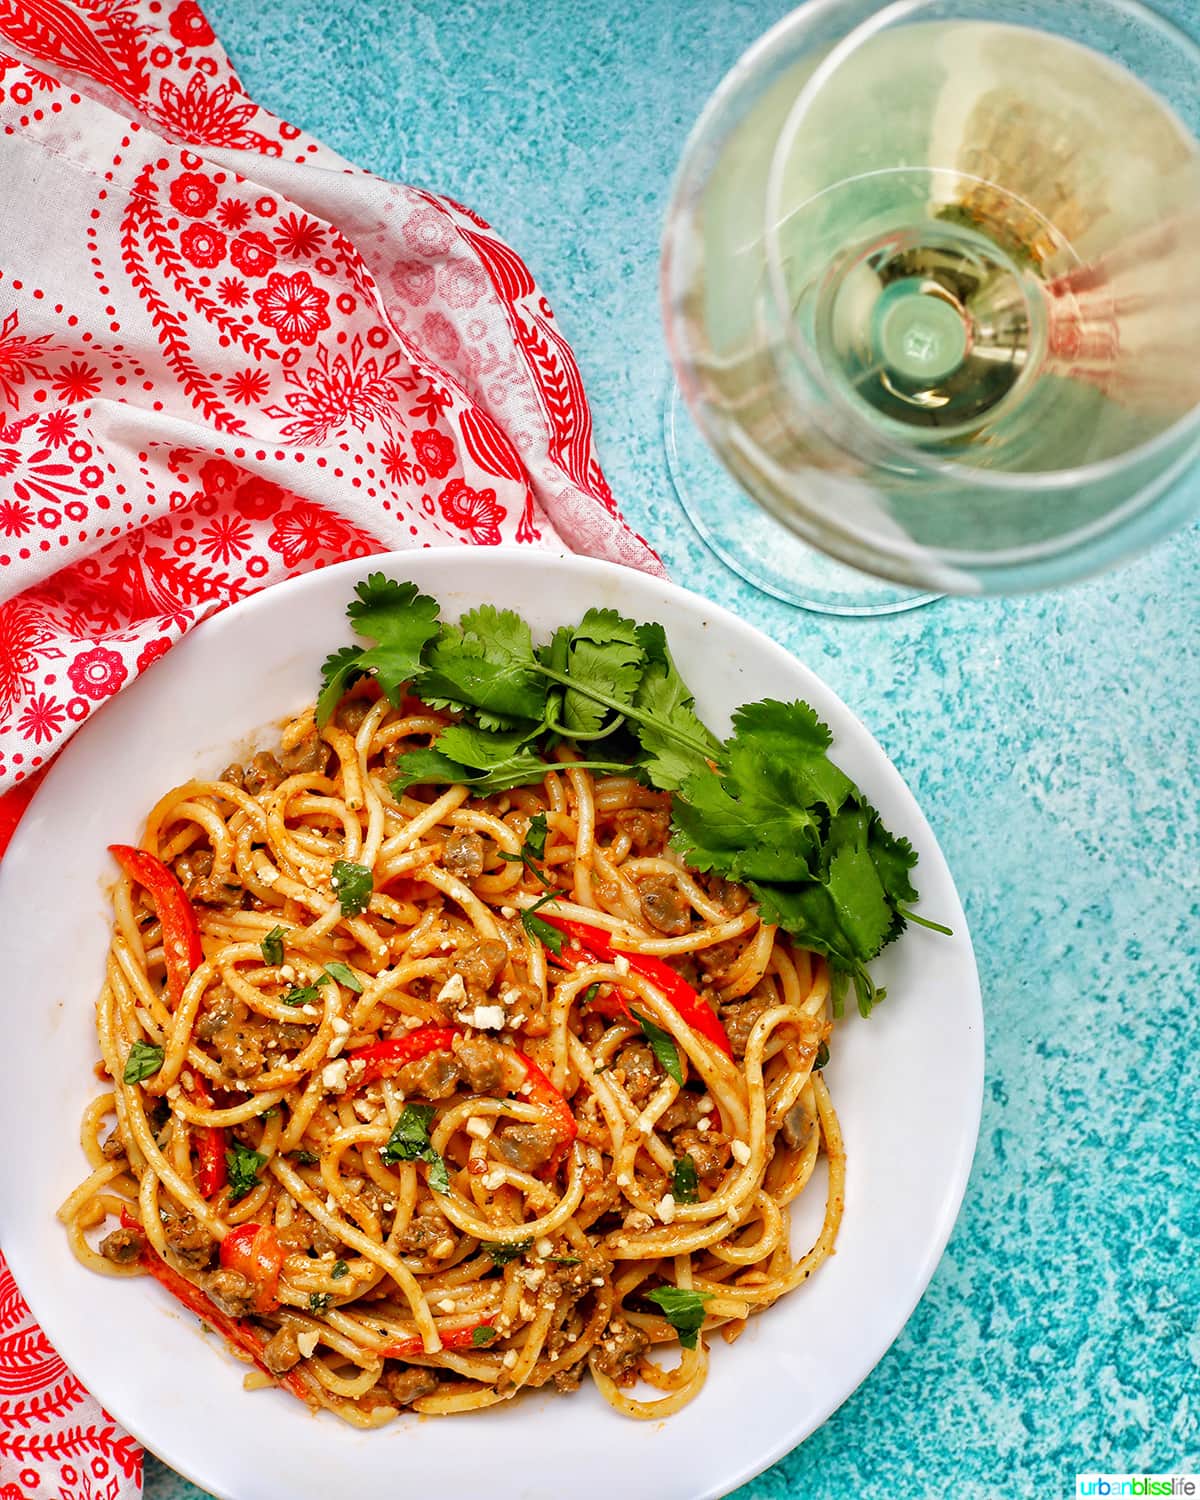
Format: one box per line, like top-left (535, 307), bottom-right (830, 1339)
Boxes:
top-left (308, 1292), bottom-right (332, 1313)
top-left (319, 579), bottom-right (947, 1015)
top-left (294, 1149), bottom-right (319, 1166)
top-left (519, 891), bottom-right (565, 956)
top-left (672, 1154), bottom-right (699, 1205)
top-left (645, 1286), bottom-right (713, 1350)
top-left (123, 1040), bottom-right (164, 1085)
top-left (580, 982), bottom-right (601, 1008)
top-left (483, 1238), bottom-right (532, 1265)
top-left (260, 925), bottom-right (286, 966)
top-left (631, 1008), bottom-right (683, 1087)
top-left (381, 1104), bottom-right (449, 1194)
top-left (331, 1260), bottom-right (349, 1280)
top-left (498, 810), bottom-right (551, 885)
top-left (471, 1325), bottom-right (498, 1347)
top-left (226, 1141), bottom-right (268, 1203)
top-left (322, 960), bottom-right (363, 993)
top-left (330, 859), bottom-right (373, 916)
top-left (814, 1041), bottom-right (830, 1071)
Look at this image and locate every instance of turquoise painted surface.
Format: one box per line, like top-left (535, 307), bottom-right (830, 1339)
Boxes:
top-left (148, 2), bottom-right (1200, 1496)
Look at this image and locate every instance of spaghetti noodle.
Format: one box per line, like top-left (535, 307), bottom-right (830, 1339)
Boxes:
top-left (60, 686), bottom-right (844, 1424)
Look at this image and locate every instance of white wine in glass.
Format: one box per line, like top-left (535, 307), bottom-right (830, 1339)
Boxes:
top-left (663, 0), bottom-right (1200, 610)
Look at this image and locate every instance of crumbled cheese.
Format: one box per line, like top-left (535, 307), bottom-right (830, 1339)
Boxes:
top-left (613, 954), bottom-right (630, 976)
top-left (331, 1016), bottom-right (350, 1036)
top-left (466, 1117), bottom-right (493, 1140)
top-left (436, 1298), bottom-right (457, 1314)
top-left (625, 1210), bottom-right (653, 1231)
top-left (615, 1172), bottom-right (632, 1188)
top-left (535, 1238), bottom-right (554, 1258)
top-left (520, 1266), bottom-right (546, 1290)
top-left (518, 1082), bottom-right (532, 1096)
top-left (436, 973), bottom-right (468, 1007)
top-left (730, 1139), bottom-right (752, 1165)
top-left (431, 1237), bottom-right (455, 1258)
top-left (697, 1095), bottom-right (715, 1115)
top-left (519, 1299), bottom-right (535, 1319)
top-left (658, 1192), bottom-right (677, 1224)
top-left (321, 1059), bottom-right (349, 1092)
top-left (279, 965), bottom-right (296, 982)
top-left (482, 1168), bottom-right (506, 1191)
top-left (502, 1349), bottom-right (518, 1369)
top-left (590, 1276), bottom-right (605, 1287)
top-left (696, 1118), bottom-right (711, 1134)
top-left (301, 1004), bottom-right (319, 1018)
top-left (296, 1329), bottom-right (320, 1358)
top-left (463, 1004), bottom-right (505, 1031)
top-left (165, 1085), bottom-right (181, 1101)
top-left (324, 1194), bottom-right (338, 1215)
top-left (500, 906), bottom-right (517, 919)
top-left (257, 866), bottom-right (278, 886)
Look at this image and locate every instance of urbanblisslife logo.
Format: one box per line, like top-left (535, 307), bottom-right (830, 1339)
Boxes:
top-left (1076, 1478), bottom-right (1198, 1497)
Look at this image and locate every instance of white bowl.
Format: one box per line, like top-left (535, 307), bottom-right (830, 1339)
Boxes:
top-left (0, 548), bottom-right (982, 1500)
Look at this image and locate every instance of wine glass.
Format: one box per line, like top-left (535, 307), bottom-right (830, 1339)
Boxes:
top-left (662, 0), bottom-right (1200, 613)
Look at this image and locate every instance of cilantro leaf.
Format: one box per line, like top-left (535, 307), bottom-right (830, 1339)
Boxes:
top-left (434, 722), bottom-right (541, 771)
top-left (390, 748), bottom-right (562, 797)
top-left (645, 1285), bottom-right (712, 1350)
top-left (484, 1238), bottom-right (532, 1265)
top-left (471, 1324), bottom-right (498, 1347)
top-left (226, 1141), bottom-right (268, 1203)
top-left (331, 859), bottom-right (373, 915)
top-left (814, 1041), bottom-right (830, 1071)
top-left (580, 982), bottom-right (601, 1008)
top-left (316, 644), bottom-right (364, 729)
top-left (346, 575), bottom-right (442, 705)
top-left (551, 609), bottom-right (644, 734)
top-left (381, 1103), bottom-right (450, 1192)
top-left (123, 1039), bottom-right (164, 1085)
top-left (520, 892), bottom-right (565, 956)
top-left (260, 925), bottom-right (285, 967)
top-left (631, 1008), bottom-right (683, 1086)
top-left (282, 981), bottom-right (323, 1007)
top-left (293, 1149), bottom-right (319, 1166)
top-left (322, 960), bottom-right (363, 993)
top-left (524, 811), bottom-right (548, 860)
top-left (331, 1260), bottom-right (349, 1279)
top-left (628, 624), bottom-right (722, 791)
top-left (822, 806), bottom-right (895, 964)
top-left (672, 1154), bottom-right (699, 1205)
top-left (309, 1292), bottom-right (332, 1312)
top-left (416, 606), bottom-right (547, 728)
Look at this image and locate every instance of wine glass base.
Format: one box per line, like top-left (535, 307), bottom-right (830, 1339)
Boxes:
top-left (664, 381), bottom-right (942, 616)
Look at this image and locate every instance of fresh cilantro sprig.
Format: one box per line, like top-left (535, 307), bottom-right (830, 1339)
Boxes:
top-left (227, 1141), bottom-right (268, 1203)
top-left (672, 1154), bottom-right (699, 1205)
top-left (498, 811), bottom-right (551, 886)
top-left (519, 891), bottom-right (566, 956)
top-left (483, 1238), bottom-right (532, 1265)
top-left (123, 1039), bottom-right (164, 1085)
top-left (318, 579), bottom-right (948, 1014)
top-left (331, 859), bottom-right (372, 916)
top-left (632, 1009), bottom-right (684, 1086)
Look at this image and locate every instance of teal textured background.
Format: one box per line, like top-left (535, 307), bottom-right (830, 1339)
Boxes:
top-left (148, 2), bottom-right (1200, 1496)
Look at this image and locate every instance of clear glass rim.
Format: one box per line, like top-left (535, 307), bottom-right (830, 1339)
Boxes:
top-left (762, 0), bottom-right (1200, 510)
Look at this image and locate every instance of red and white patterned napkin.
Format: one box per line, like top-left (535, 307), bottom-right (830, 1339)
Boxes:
top-left (0, 1), bottom-right (662, 1491)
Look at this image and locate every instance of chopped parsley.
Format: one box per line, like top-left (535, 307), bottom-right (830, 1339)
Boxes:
top-left (331, 859), bottom-right (373, 916)
top-left (260, 925), bottom-right (286, 966)
top-left (631, 1008), bottom-right (683, 1086)
top-left (331, 1260), bottom-right (349, 1280)
top-left (308, 1292), bottom-right (332, 1313)
top-left (498, 811), bottom-right (551, 886)
top-left (645, 1286), bottom-right (713, 1350)
top-left (123, 1040), bottom-right (164, 1085)
top-left (226, 1141), bottom-right (268, 1203)
top-left (293, 1149), bottom-right (319, 1166)
top-left (471, 1325), bottom-right (498, 1347)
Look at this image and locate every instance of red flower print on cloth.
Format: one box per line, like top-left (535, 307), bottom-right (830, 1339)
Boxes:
top-left (216, 197), bottom-right (252, 231)
top-left (263, 337), bottom-right (414, 443)
top-left (272, 212), bottom-right (326, 259)
top-left (199, 456), bottom-right (239, 494)
top-left (391, 258), bottom-right (435, 306)
top-left (135, 637), bottom-right (172, 671)
top-left (155, 74), bottom-right (277, 154)
top-left (380, 439), bottom-right (412, 485)
top-left (168, 0), bottom-right (215, 46)
top-left (217, 276), bottom-right (248, 307)
top-left (253, 270), bottom-right (330, 346)
top-left (234, 475), bottom-right (285, 518)
top-left (179, 221), bottom-right (227, 268)
top-left (199, 511), bottom-right (252, 563)
top-left (0, 308), bottom-right (58, 414)
top-left (0, 498), bottom-right (34, 536)
top-left (168, 170), bottom-right (218, 217)
top-left (229, 230), bottom-right (275, 278)
top-left (225, 367), bottom-right (270, 404)
top-left (36, 408), bottom-right (78, 447)
top-left (267, 500), bottom-right (350, 566)
top-left (67, 647), bottom-right (129, 701)
top-left (438, 478), bottom-right (505, 544)
top-left (15, 690), bottom-right (65, 743)
top-left (49, 361), bottom-right (101, 403)
top-left (413, 426), bottom-right (456, 479)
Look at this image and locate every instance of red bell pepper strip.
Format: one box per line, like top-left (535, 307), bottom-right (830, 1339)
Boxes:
top-left (121, 1210), bottom-right (312, 1406)
top-left (542, 915), bottom-right (732, 1058)
top-left (182, 1070), bottom-right (228, 1199)
top-left (219, 1221), bottom-right (285, 1313)
top-left (109, 844), bottom-right (204, 1008)
top-left (380, 1321), bottom-right (494, 1358)
top-left (347, 1027), bottom-right (463, 1089)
